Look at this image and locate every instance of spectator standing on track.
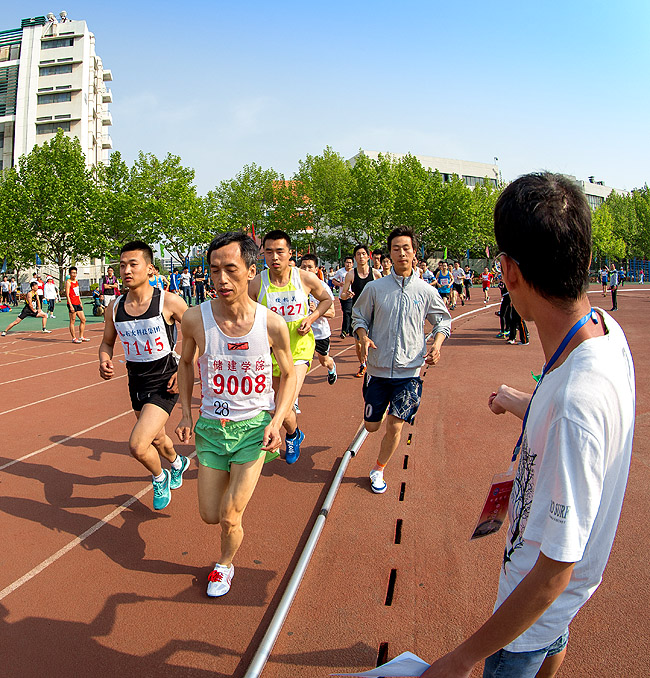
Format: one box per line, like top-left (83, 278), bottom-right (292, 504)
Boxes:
top-left (2, 281), bottom-right (51, 335)
top-left (619, 265), bottom-right (626, 287)
top-left (332, 256), bottom-right (354, 337)
top-left (43, 276), bottom-right (59, 318)
top-left (250, 229), bottom-right (332, 463)
top-left (36, 276), bottom-right (45, 309)
top-left (168, 268), bottom-right (181, 295)
top-left (65, 267), bottom-right (89, 343)
top-left (496, 279), bottom-right (511, 338)
top-left (102, 267), bottom-right (119, 316)
top-left (10, 277), bottom-right (18, 306)
top-left (1, 276), bottom-right (10, 304)
top-left (422, 172), bottom-right (635, 678)
top-left (98, 241), bottom-right (189, 511)
top-left (176, 232), bottom-right (295, 597)
top-left (340, 245), bottom-right (382, 378)
top-left (599, 266), bottom-right (609, 296)
top-left (608, 264), bottom-right (619, 311)
top-left (194, 266), bottom-right (207, 304)
top-left (352, 227), bottom-right (451, 494)
top-left (180, 266), bottom-right (192, 306)
top-left (300, 254), bottom-right (338, 384)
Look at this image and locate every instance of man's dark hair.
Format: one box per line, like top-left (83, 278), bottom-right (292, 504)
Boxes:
top-left (373, 249), bottom-right (383, 257)
top-left (494, 172), bottom-right (591, 300)
top-left (262, 229), bottom-right (291, 248)
top-left (206, 231), bottom-right (259, 268)
top-left (30, 281), bottom-right (38, 288)
top-left (380, 254), bottom-right (392, 264)
top-left (121, 240), bottom-right (153, 264)
top-left (344, 256), bottom-right (353, 263)
top-left (301, 253), bottom-right (318, 266)
top-left (353, 244), bottom-right (371, 256)
top-left (387, 227), bottom-right (418, 251)
top-left (289, 256), bottom-right (297, 264)
top-left (69, 266), bottom-right (77, 273)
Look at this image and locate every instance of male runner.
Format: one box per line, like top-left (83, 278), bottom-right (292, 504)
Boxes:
top-left (352, 227), bottom-right (451, 494)
top-left (380, 254), bottom-right (392, 277)
top-left (332, 256), bottom-right (354, 337)
top-left (300, 253), bottom-right (337, 384)
top-left (481, 266), bottom-right (493, 303)
top-left (451, 261), bottom-right (466, 308)
top-left (372, 249), bottom-right (383, 273)
top-left (102, 266), bottom-right (120, 309)
top-left (340, 245), bottom-right (381, 378)
top-left (65, 267), bottom-right (89, 343)
top-left (176, 231), bottom-right (295, 597)
top-left (2, 281), bottom-right (51, 335)
top-left (418, 259), bottom-right (435, 284)
top-left (423, 172), bottom-right (635, 678)
top-left (435, 261), bottom-right (453, 309)
top-left (249, 229), bottom-right (332, 463)
top-left (98, 241), bottom-right (189, 511)
top-left (463, 265), bottom-right (473, 301)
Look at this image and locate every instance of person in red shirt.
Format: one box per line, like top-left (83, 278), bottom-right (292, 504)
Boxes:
top-left (65, 266), bottom-right (88, 343)
top-left (481, 267), bottom-right (493, 303)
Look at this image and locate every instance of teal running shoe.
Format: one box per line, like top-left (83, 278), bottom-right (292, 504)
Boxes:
top-left (153, 469), bottom-right (171, 510)
top-left (170, 455), bottom-right (190, 490)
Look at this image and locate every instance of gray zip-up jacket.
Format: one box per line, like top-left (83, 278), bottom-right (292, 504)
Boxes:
top-left (351, 269), bottom-right (452, 378)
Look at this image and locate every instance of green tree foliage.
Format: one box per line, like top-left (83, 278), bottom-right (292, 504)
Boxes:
top-left (9, 129), bottom-right (100, 287)
top-left (129, 152), bottom-right (211, 264)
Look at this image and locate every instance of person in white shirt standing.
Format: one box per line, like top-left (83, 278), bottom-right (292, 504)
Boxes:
top-left (43, 276), bottom-right (60, 318)
top-left (423, 173), bottom-right (635, 678)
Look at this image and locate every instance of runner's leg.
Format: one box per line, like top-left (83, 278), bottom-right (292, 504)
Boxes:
top-left (78, 310), bottom-right (87, 339)
top-left (377, 414), bottom-right (406, 466)
top-left (536, 648), bottom-right (566, 678)
top-left (129, 403), bottom-right (175, 475)
top-left (68, 309), bottom-right (76, 339)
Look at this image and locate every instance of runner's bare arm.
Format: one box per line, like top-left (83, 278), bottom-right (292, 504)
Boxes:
top-left (488, 385), bottom-right (532, 419)
top-left (297, 270), bottom-right (333, 335)
top-left (339, 270), bottom-right (355, 300)
top-left (98, 299), bottom-right (118, 380)
top-left (175, 308), bottom-right (201, 443)
top-left (164, 291), bottom-right (189, 325)
top-left (266, 311), bottom-right (296, 450)
top-left (421, 553), bottom-right (574, 678)
top-left (64, 279), bottom-right (72, 310)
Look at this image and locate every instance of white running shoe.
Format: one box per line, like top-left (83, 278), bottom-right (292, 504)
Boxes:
top-left (207, 563), bottom-right (234, 597)
top-left (369, 469), bottom-right (387, 494)
top-left (42, 329), bottom-right (52, 333)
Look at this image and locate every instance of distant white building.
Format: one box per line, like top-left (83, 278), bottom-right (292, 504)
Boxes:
top-left (349, 150), bottom-right (500, 188)
top-left (0, 12), bottom-right (113, 171)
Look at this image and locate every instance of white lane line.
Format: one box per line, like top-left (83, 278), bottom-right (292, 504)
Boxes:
top-left (0, 410), bottom-right (133, 472)
top-left (1, 347), bottom-right (95, 367)
top-left (0, 375), bottom-right (126, 417)
top-left (0, 485), bottom-right (151, 602)
top-left (0, 359), bottom-right (97, 386)
top-left (451, 303), bottom-right (500, 323)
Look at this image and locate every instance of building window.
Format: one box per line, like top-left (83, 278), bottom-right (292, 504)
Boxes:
top-left (38, 91), bottom-right (72, 104)
top-left (0, 44), bottom-right (20, 62)
top-left (57, 57), bottom-right (73, 62)
top-left (39, 64), bottom-right (73, 76)
top-left (42, 38), bottom-right (74, 49)
top-left (55, 114), bottom-right (71, 119)
top-left (0, 65), bottom-right (19, 116)
top-left (56, 85), bottom-right (72, 90)
top-left (36, 121), bottom-right (71, 134)
top-left (586, 194), bottom-right (604, 211)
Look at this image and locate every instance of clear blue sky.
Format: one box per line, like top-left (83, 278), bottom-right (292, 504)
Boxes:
top-left (14, 1), bottom-right (650, 194)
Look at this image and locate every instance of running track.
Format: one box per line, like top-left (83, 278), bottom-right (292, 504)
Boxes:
top-left (0, 286), bottom-right (648, 677)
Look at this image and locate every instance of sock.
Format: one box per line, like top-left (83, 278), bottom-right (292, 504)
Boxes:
top-left (152, 471), bottom-right (166, 483)
top-left (328, 364), bottom-right (337, 374)
top-left (286, 428), bottom-right (300, 440)
top-left (171, 454), bottom-right (183, 470)
top-left (372, 460), bottom-right (386, 473)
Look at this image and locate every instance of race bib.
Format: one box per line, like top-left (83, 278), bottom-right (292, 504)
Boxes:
top-left (118, 321), bottom-right (170, 363)
top-left (266, 290), bottom-right (304, 322)
top-left (206, 354), bottom-right (271, 419)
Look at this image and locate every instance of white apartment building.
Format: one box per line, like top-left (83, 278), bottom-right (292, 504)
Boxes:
top-left (349, 150), bottom-right (500, 188)
top-left (0, 12), bottom-right (112, 171)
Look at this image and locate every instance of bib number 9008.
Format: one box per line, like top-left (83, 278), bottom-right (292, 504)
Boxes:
top-left (212, 374), bottom-right (267, 395)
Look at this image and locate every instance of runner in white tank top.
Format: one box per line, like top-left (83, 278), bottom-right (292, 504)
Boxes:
top-left (176, 231), bottom-right (296, 598)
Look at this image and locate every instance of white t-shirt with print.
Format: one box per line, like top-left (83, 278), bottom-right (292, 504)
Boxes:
top-left (309, 281), bottom-right (334, 341)
top-left (495, 310), bottom-right (635, 652)
top-left (451, 267), bottom-right (465, 284)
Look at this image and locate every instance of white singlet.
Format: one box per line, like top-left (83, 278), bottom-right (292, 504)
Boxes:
top-left (197, 301), bottom-right (275, 422)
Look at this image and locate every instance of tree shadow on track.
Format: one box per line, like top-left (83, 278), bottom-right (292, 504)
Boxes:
top-left (0, 496), bottom-right (203, 578)
top-left (0, 455), bottom-right (139, 508)
top-left (0, 596), bottom-right (237, 678)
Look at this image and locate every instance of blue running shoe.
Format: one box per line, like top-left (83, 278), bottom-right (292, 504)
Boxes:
top-left (153, 469), bottom-right (171, 510)
top-left (285, 429), bottom-right (304, 465)
top-left (170, 455), bottom-right (190, 490)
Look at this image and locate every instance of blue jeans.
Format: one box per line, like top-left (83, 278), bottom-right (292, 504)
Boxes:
top-left (483, 630), bottom-right (569, 678)
top-left (182, 286), bottom-right (192, 306)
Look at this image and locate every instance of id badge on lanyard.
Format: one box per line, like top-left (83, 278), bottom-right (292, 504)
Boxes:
top-left (470, 309), bottom-right (599, 541)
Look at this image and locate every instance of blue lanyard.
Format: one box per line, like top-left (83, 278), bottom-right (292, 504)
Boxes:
top-left (511, 308), bottom-right (599, 462)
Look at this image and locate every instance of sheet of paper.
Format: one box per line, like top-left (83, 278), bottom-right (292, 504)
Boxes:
top-left (330, 651), bottom-right (430, 677)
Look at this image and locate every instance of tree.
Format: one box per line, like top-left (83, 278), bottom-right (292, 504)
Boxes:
top-left (592, 204), bottom-right (626, 261)
top-left (469, 178), bottom-right (501, 258)
top-left (13, 129), bottom-right (101, 288)
top-left (295, 147), bottom-right (351, 257)
top-left (0, 168), bottom-right (38, 279)
top-left (129, 152), bottom-right (212, 265)
top-left (391, 153), bottom-right (431, 236)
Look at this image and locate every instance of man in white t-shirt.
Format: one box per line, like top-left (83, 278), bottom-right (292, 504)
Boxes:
top-left (422, 173), bottom-right (635, 678)
top-left (332, 256), bottom-right (354, 338)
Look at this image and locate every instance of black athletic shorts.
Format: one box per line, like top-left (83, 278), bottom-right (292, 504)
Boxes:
top-left (128, 382), bottom-right (178, 415)
top-left (314, 337), bottom-right (330, 356)
top-left (69, 304), bottom-right (83, 313)
top-left (18, 306), bottom-right (38, 320)
top-left (439, 291), bottom-right (450, 299)
top-left (452, 283), bottom-right (463, 293)
top-left (362, 374), bottom-right (423, 425)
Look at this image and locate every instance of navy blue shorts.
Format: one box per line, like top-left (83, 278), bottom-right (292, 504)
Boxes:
top-left (362, 375), bottom-right (422, 424)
